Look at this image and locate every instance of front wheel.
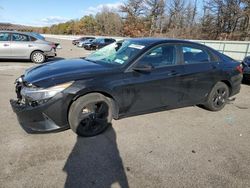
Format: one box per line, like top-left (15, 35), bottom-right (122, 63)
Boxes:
top-left (31, 51), bottom-right (46, 64)
top-left (204, 82), bottom-right (229, 111)
top-left (68, 93), bottom-right (113, 137)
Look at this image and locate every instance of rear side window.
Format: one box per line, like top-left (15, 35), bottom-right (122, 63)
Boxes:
top-left (99, 39), bottom-right (105, 44)
top-left (0, 33), bottom-right (10, 41)
top-left (12, 33), bottom-right (30, 42)
top-left (182, 46), bottom-right (210, 64)
top-left (105, 39), bottom-right (115, 43)
top-left (30, 36), bottom-right (37, 41)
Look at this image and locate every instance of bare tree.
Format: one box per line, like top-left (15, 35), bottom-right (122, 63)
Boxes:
top-left (185, 0), bottom-right (197, 27)
top-left (96, 7), bottom-right (122, 36)
top-left (30, 0), bottom-right (250, 40)
top-left (145, 0), bottom-right (165, 36)
top-left (166, 0), bottom-right (186, 37)
top-left (203, 0), bottom-right (245, 39)
top-left (120, 0), bottom-right (146, 36)
top-left (241, 0), bottom-right (250, 39)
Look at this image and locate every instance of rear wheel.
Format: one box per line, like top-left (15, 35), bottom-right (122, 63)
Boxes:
top-left (68, 93), bottom-right (113, 137)
top-left (31, 51), bottom-right (45, 64)
top-left (204, 82), bottom-right (229, 111)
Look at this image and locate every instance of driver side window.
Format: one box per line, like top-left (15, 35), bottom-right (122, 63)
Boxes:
top-left (136, 44), bottom-right (177, 68)
top-left (0, 33), bottom-right (10, 41)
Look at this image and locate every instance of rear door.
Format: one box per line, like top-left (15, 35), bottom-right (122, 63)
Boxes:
top-left (10, 33), bottom-right (34, 58)
top-left (179, 44), bottom-right (220, 104)
top-left (0, 32), bottom-right (11, 57)
top-left (98, 39), bottom-right (106, 48)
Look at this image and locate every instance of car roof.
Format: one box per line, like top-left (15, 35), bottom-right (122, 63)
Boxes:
top-left (78, 36), bottom-right (95, 39)
top-left (95, 37), bottom-right (115, 40)
top-left (0, 30), bottom-right (34, 35)
top-left (127, 38), bottom-right (203, 46)
top-left (0, 30), bottom-right (46, 40)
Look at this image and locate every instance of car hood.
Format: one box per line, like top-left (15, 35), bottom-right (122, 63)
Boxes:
top-left (24, 59), bottom-right (112, 87)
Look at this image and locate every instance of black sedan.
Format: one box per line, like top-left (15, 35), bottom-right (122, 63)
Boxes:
top-left (72, 37), bottom-right (95, 45)
top-left (242, 56), bottom-right (250, 82)
top-left (10, 38), bottom-right (243, 137)
top-left (84, 38), bottom-right (116, 50)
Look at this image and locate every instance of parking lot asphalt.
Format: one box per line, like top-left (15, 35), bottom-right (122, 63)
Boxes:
top-left (0, 38), bottom-right (250, 188)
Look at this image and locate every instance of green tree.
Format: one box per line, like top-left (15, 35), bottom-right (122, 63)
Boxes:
top-left (79, 15), bottom-right (97, 35)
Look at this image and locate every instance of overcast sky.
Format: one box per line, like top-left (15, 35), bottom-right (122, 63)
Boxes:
top-left (0, 0), bottom-right (122, 26)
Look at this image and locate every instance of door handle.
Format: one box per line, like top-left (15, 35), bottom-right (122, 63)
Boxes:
top-left (3, 44), bottom-right (9, 47)
top-left (212, 63), bottom-right (219, 69)
top-left (28, 44), bottom-right (33, 47)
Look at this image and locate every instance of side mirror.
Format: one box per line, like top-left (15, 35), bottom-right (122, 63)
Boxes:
top-left (133, 64), bottom-right (153, 73)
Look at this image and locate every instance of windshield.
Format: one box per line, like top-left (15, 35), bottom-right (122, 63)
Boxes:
top-left (85, 40), bottom-right (146, 66)
top-left (80, 39), bottom-right (92, 44)
top-left (92, 38), bottom-right (103, 43)
top-left (84, 39), bottom-right (93, 43)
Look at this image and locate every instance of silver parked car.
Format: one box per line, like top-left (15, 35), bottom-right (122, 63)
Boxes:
top-left (0, 31), bottom-right (56, 63)
top-left (77, 38), bottom-right (94, 48)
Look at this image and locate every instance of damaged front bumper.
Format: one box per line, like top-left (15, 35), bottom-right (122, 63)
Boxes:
top-left (10, 79), bottom-right (71, 133)
top-left (10, 98), bottom-right (69, 133)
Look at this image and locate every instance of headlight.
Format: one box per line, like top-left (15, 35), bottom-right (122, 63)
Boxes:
top-left (21, 82), bottom-right (73, 101)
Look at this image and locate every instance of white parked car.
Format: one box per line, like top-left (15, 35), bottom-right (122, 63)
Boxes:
top-left (0, 31), bottom-right (57, 63)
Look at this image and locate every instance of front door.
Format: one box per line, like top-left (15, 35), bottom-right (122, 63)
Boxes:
top-left (118, 44), bottom-right (186, 116)
top-left (0, 32), bottom-right (11, 57)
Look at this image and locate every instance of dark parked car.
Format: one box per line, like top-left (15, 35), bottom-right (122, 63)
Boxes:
top-left (10, 38), bottom-right (242, 137)
top-left (242, 56), bottom-right (250, 82)
top-left (72, 37), bottom-right (95, 45)
top-left (84, 38), bottom-right (116, 50)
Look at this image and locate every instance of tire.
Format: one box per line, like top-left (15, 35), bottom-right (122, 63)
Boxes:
top-left (204, 82), bottom-right (229, 111)
top-left (31, 51), bottom-right (46, 64)
top-left (68, 93), bottom-right (113, 137)
top-left (242, 75), bottom-right (250, 84)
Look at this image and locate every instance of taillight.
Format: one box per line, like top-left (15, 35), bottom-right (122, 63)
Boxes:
top-left (236, 64), bottom-right (243, 73)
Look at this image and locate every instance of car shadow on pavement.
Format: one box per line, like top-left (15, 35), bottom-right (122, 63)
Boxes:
top-left (46, 57), bottom-right (65, 62)
top-left (0, 57), bottom-right (65, 63)
top-left (0, 59), bottom-right (32, 63)
top-left (63, 126), bottom-right (129, 188)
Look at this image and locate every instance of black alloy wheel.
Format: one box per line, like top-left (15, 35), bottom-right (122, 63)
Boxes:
top-left (204, 82), bottom-right (229, 111)
top-left (77, 102), bottom-right (109, 136)
top-left (212, 87), bottom-right (227, 108)
top-left (69, 93), bottom-right (113, 137)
